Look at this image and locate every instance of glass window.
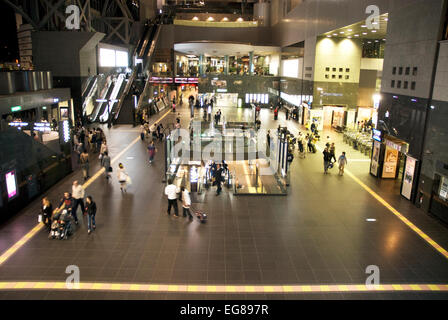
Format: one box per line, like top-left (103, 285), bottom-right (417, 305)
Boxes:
top-left (332, 67), bottom-right (336, 72)
top-left (391, 80), bottom-right (395, 88)
top-left (411, 82), bottom-right (416, 90)
top-left (332, 74), bottom-right (336, 79)
top-left (405, 67), bottom-right (410, 75)
top-left (326, 67), bottom-right (330, 72)
top-left (325, 74), bottom-right (329, 79)
top-left (392, 67), bottom-right (396, 75)
top-left (413, 67), bottom-right (418, 76)
top-left (345, 75), bottom-right (349, 80)
top-left (397, 80), bottom-right (402, 88)
top-left (346, 68), bottom-right (350, 72)
top-left (339, 68), bottom-right (343, 72)
top-left (399, 67), bottom-right (403, 75)
top-left (404, 81), bottom-right (408, 89)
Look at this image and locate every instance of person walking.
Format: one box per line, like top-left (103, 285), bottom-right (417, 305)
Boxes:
top-left (40, 197), bottom-right (53, 230)
top-left (338, 152), bottom-right (348, 176)
top-left (147, 141), bottom-right (157, 164)
top-left (80, 149), bottom-right (90, 181)
top-left (72, 180), bottom-right (85, 221)
top-left (85, 196), bottom-right (97, 234)
top-left (101, 151), bottom-right (111, 180)
top-left (214, 164), bottom-right (224, 196)
top-left (330, 143), bottom-right (337, 163)
top-left (266, 130), bottom-right (271, 156)
top-left (323, 147), bottom-right (332, 174)
top-left (100, 140), bottom-right (108, 158)
top-left (181, 186), bottom-right (193, 220)
top-left (274, 107), bottom-right (278, 120)
top-left (165, 179), bottom-right (180, 217)
top-left (117, 163), bottom-right (129, 193)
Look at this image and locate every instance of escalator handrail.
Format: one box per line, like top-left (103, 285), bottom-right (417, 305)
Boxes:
top-left (136, 25), bottom-right (161, 111)
top-left (113, 24), bottom-right (157, 122)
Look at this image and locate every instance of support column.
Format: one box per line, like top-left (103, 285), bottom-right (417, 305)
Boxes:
top-left (199, 54), bottom-right (205, 76)
top-left (224, 55), bottom-right (229, 75)
top-left (249, 51), bottom-right (254, 75)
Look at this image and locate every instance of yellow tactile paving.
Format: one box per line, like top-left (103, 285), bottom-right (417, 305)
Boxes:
top-left (0, 110), bottom-right (173, 268)
top-left (345, 169), bottom-right (448, 260)
top-left (0, 281), bottom-right (447, 294)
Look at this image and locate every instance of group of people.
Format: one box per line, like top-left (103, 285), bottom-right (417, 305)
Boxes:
top-left (322, 142), bottom-right (348, 175)
top-left (73, 127), bottom-right (109, 181)
top-left (40, 180), bottom-right (97, 235)
top-left (164, 179), bottom-right (193, 219)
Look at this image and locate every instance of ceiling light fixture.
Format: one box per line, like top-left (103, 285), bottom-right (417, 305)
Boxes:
top-left (361, 25), bottom-right (367, 28)
top-left (348, 29), bottom-right (353, 32)
top-left (236, 17), bottom-right (244, 22)
top-left (222, 17), bottom-right (229, 22)
top-left (192, 16), bottom-right (199, 21)
top-left (207, 17), bottom-right (214, 21)
top-left (340, 31), bottom-right (345, 34)
top-left (362, 32), bottom-right (367, 35)
top-left (354, 34), bottom-right (359, 37)
top-left (372, 30), bottom-right (377, 33)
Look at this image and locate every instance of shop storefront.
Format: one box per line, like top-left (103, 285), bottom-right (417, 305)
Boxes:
top-left (369, 132), bottom-right (418, 201)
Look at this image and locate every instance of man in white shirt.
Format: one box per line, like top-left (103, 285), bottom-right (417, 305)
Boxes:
top-left (72, 180), bottom-right (85, 224)
top-left (165, 179), bottom-right (180, 217)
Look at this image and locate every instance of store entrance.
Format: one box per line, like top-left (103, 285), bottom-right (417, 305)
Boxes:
top-left (322, 105), bottom-right (346, 130)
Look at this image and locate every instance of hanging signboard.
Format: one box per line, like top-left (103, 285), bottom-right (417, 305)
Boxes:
top-left (401, 156), bottom-right (417, 200)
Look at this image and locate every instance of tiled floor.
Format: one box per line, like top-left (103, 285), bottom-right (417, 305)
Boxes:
top-left (0, 106), bottom-right (447, 299)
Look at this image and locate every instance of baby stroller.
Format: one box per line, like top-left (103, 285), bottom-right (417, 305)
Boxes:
top-left (49, 210), bottom-right (74, 240)
top-left (190, 205), bottom-right (208, 223)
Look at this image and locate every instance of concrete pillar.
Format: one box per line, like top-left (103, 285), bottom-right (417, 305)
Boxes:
top-left (224, 55), bottom-right (229, 75)
top-left (249, 51), bottom-right (254, 75)
top-left (199, 54), bottom-right (205, 76)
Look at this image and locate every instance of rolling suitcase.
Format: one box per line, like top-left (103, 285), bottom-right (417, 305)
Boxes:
top-left (190, 206), bottom-right (208, 223)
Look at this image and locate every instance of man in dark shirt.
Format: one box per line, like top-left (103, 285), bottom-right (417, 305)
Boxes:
top-left (58, 192), bottom-right (77, 224)
top-left (214, 164), bottom-right (224, 196)
top-left (323, 147), bottom-right (332, 174)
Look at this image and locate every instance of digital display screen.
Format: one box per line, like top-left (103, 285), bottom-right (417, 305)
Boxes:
top-left (372, 129), bottom-right (382, 142)
top-left (6, 171), bottom-right (18, 200)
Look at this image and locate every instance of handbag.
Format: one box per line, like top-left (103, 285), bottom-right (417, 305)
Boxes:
top-left (108, 166), bottom-right (113, 172)
top-left (38, 214), bottom-right (43, 223)
top-left (126, 175), bottom-right (132, 185)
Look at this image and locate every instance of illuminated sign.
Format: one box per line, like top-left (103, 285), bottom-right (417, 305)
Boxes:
top-left (34, 122), bottom-right (51, 132)
top-left (53, 98), bottom-right (59, 103)
top-left (6, 171), bottom-right (18, 200)
top-left (190, 166), bottom-right (199, 183)
top-left (149, 77), bottom-right (173, 83)
top-left (8, 122), bottom-right (29, 128)
top-left (175, 78), bottom-right (188, 84)
top-left (11, 106), bottom-right (22, 112)
top-left (61, 120), bottom-right (70, 143)
top-left (217, 88), bottom-right (227, 93)
top-left (372, 129), bottom-right (382, 142)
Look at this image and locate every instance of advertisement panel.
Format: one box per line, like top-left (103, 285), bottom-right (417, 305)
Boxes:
top-left (370, 140), bottom-right (381, 176)
top-left (401, 156), bottom-right (416, 200)
top-left (439, 176), bottom-right (448, 201)
top-left (6, 170), bottom-right (18, 200)
top-left (382, 146), bottom-right (399, 178)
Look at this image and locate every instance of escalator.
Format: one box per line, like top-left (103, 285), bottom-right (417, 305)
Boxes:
top-left (82, 76), bottom-right (98, 117)
top-left (89, 77), bottom-right (114, 123)
top-left (113, 23), bottom-right (161, 125)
